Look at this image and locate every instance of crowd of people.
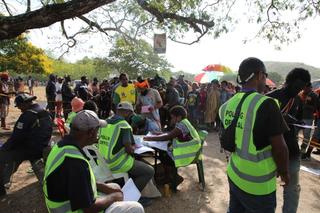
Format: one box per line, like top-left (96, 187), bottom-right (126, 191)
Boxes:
top-left (43, 72), bottom-right (239, 133)
top-left (0, 57), bottom-right (320, 213)
top-left (0, 74), bottom-right (38, 130)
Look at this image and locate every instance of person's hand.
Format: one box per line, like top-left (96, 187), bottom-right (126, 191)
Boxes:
top-left (279, 173), bottom-right (290, 187)
top-left (148, 106), bottom-right (154, 112)
top-left (111, 192), bottom-right (124, 202)
top-left (143, 136), bottom-right (152, 141)
top-left (150, 131), bottom-right (162, 135)
top-left (98, 183), bottom-right (122, 194)
top-left (105, 183), bottom-right (122, 193)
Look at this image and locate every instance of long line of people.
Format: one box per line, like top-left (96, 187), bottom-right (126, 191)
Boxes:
top-left (44, 73), bottom-right (238, 133)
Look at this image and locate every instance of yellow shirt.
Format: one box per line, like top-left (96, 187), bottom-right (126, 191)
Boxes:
top-left (115, 84), bottom-right (136, 105)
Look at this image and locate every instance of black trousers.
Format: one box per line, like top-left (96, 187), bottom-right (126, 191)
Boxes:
top-left (62, 102), bottom-right (72, 120)
top-left (0, 148), bottom-right (41, 193)
top-left (47, 100), bottom-right (56, 119)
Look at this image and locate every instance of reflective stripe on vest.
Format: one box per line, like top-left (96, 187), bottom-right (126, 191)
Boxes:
top-left (172, 119), bottom-right (201, 168)
top-left (98, 120), bottom-right (134, 173)
top-left (219, 92), bottom-right (277, 195)
top-left (48, 202), bottom-right (72, 213)
top-left (43, 145), bottom-right (98, 213)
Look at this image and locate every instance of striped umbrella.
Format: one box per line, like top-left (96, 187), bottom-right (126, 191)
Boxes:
top-left (202, 64), bottom-right (233, 73)
top-left (194, 64), bottom-right (233, 83)
top-left (194, 71), bottom-right (224, 83)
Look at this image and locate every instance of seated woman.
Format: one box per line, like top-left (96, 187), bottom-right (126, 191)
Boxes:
top-left (144, 106), bottom-right (201, 186)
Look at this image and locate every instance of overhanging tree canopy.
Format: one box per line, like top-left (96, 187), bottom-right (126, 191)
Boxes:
top-left (0, 0), bottom-right (319, 47)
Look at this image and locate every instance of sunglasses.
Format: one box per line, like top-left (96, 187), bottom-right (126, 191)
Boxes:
top-left (261, 71), bottom-right (268, 78)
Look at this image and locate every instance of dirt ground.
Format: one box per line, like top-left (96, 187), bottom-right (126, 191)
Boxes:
top-left (0, 87), bottom-right (319, 213)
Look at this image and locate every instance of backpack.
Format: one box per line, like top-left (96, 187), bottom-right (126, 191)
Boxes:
top-left (219, 92), bottom-right (252, 152)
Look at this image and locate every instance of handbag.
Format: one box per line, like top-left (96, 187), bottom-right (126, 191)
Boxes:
top-left (219, 92), bottom-right (253, 152)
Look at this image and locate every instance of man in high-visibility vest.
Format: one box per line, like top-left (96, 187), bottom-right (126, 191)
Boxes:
top-left (219, 57), bottom-right (290, 213)
top-left (44, 110), bottom-right (144, 213)
top-left (99, 101), bottom-right (154, 206)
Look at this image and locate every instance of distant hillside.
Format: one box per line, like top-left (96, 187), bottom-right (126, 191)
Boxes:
top-left (264, 61), bottom-right (320, 80)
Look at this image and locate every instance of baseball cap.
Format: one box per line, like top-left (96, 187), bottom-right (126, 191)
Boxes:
top-left (237, 57), bottom-right (266, 84)
top-left (117, 101), bottom-right (134, 112)
top-left (71, 110), bottom-right (107, 131)
top-left (15, 93), bottom-right (37, 107)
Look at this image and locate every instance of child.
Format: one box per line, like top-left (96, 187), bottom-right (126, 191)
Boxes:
top-left (144, 106), bottom-right (201, 187)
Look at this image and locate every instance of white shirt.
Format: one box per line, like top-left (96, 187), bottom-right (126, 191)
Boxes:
top-left (55, 82), bottom-right (63, 101)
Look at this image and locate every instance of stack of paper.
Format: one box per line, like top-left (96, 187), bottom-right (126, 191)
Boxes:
top-left (134, 146), bottom-right (154, 154)
top-left (122, 178), bottom-right (141, 201)
top-left (133, 135), bottom-right (144, 147)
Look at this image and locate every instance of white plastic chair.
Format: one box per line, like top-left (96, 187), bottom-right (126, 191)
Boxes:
top-left (83, 145), bottom-right (128, 183)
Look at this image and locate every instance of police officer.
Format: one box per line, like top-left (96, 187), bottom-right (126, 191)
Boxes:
top-left (0, 93), bottom-right (53, 196)
top-left (219, 58), bottom-right (289, 213)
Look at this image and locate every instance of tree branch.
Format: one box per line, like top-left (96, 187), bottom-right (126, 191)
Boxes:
top-left (26, 0), bottom-right (31, 12)
top-left (1, 0), bottom-right (13, 16)
top-left (169, 28), bottom-right (208, 45)
top-left (0, 0), bottom-right (116, 40)
top-left (136, 0), bottom-right (215, 34)
top-left (77, 15), bottom-right (109, 36)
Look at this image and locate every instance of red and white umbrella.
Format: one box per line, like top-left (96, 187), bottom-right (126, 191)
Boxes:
top-left (194, 64), bottom-right (233, 83)
top-left (266, 78), bottom-right (276, 87)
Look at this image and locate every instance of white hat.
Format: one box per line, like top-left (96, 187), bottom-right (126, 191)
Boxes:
top-left (117, 101), bottom-right (134, 112)
top-left (71, 110), bottom-right (107, 131)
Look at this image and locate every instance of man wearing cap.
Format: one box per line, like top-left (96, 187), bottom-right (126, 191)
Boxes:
top-left (44, 110), bottom-right (144, 213)
top-left (99, 102), bottom-right (154, 205)
top-left (219, 57), bottom-right (289, 212)
top-left (0, 93), bottom-right (53, 196)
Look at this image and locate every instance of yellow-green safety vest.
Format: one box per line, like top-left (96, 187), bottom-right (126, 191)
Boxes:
top-left (173, 119), bottom-right (201, 168)
top-left (98, 120), bottom-right (134, 173)
top-left (43, 145), bottom-right (99, 213)
top-left (219, 92), bottom-right (277, 195)
top-left (65, 111), bottom-right (77, 126)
